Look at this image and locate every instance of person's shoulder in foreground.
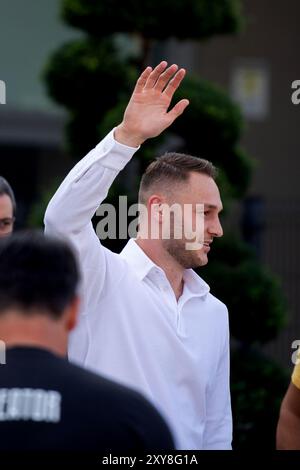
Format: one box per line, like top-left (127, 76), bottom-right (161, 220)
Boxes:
top-left (0, 345), bottom-right (174, 452)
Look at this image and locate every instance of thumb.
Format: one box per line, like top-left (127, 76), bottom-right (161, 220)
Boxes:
top-left (167, 99), bottom-right (190, 122)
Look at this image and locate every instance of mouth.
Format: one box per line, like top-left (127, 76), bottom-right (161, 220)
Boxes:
top-left (202, 240), bottom-right (213, 252)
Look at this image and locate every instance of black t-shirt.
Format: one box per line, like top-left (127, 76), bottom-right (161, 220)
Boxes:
top-left (0, 346), bottom-right (174, 452)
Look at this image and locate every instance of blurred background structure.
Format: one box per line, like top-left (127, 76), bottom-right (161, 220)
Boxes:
top-left (0, 0), bottom-right (300, 449)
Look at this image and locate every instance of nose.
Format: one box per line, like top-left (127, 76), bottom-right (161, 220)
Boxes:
top-left (208, 216), bottom-right (223, 238)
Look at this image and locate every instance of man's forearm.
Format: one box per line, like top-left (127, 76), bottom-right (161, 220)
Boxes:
top-left (277, 408), bottom-right (300, 449)
top-left (277, 383), bottom-right (300, 449)
top-left (44, 130), bottom-right (138, 236)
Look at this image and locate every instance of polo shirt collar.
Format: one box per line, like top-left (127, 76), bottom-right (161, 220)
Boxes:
top-left (120, 238), bottom-right (157, 280)
top-left (120, 238), bottom-right (210, 298)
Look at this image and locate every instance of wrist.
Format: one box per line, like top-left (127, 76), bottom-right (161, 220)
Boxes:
top-left (114, 123), bottom-right (144, 148)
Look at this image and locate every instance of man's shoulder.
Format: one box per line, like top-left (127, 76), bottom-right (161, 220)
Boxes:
top-left (185, 269), bottom-right (229, 318)
top-left (65, 359), bottom-right (174, 446)
top-left (200, 287), bottom-right (230, 329)
top-left (64, 357), bottom-right (134, 395)
top-left (206, 291), bottom-right (229, 315)
top-left (65, 358), bottom-right (158, 411)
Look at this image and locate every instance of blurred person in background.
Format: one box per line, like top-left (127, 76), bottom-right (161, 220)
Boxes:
top-left (0, 231), bottom-right (174, 452)
top-left (277, 351), bottom-right (300, 449)
top-left (0, 176), bottom-right (16, 237)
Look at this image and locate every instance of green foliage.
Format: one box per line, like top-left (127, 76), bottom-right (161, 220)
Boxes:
top-left (172, 76), bottom-right (253, 196)
top-left (201, 235), bottom-right (287, 344)
top-left (174, 76), bottom-right (244, 147)
top-left (43, 38), bottom-right (136, 156)
top-left (231, 348), bottom-right (289, 449)
top-left (44, 38), bottom-right (133, 111)
top-left (61, 0), bottom-right (243, 39)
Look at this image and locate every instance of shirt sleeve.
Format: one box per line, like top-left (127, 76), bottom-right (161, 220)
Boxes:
top-left (292, 352), bottom-right (300, 390)
top-left (202, 309), bottom-right (233, 450)
top-left (44, 129), bottom-right (139, 314)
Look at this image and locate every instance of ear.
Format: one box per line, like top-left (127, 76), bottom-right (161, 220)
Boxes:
top-left (148, 195), bottom-right (164, 224)
top-left (65, 296), bottom-right (80, 332)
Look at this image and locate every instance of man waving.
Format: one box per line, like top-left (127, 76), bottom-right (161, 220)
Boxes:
top-left (45, 62), bottom-right (232, 450)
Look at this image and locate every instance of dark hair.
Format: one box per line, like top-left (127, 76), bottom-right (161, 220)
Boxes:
top-left (0, 231), bottom-right (80, 318)
top-left (138, 152), bottom-right (217, 204)
top-left (0, 176), bottom-right (16, 216)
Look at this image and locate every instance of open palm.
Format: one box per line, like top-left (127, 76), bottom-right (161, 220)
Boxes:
top-left (116, 62), bottom-right (189, 147)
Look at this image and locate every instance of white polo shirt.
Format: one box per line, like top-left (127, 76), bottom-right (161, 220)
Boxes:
top-left (44, 130), bottom-right (232, 450)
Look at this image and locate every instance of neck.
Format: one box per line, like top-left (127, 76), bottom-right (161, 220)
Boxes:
top-left (136, 237), bottom-right (184, 300)
top-left (0, 310), bottom-right (67, 357)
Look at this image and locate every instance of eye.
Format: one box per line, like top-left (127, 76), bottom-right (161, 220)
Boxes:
top-left (0, 218), bottom-right (14, 228)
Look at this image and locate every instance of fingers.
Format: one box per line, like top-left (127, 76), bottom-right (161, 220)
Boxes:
top-left (163, 68), bottom-right (186, 100)
top-left (167, 99), bottom-right (190, 122)
top-left (144, 61), bottom-right (168, 89)
top-left (134, 62), bottom-right (186, 98)
top-left (133, 66), bottom-right (153, 93)
top-left (154, 64), bottom-right (178, 92)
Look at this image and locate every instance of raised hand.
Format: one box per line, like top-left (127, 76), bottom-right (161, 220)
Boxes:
top-left (115, 61), bottom-right (189, 147)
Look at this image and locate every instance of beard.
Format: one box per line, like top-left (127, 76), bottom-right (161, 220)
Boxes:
top-left (162, 237), bottom-right (207, 269)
